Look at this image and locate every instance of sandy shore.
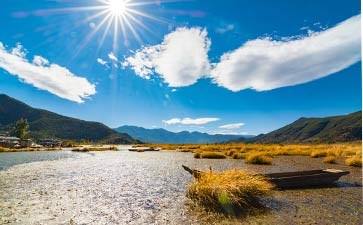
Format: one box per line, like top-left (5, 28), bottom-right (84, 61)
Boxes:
top-left (0, 151), bottom-right (361, 224)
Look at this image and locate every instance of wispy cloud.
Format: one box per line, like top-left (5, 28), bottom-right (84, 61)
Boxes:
top-left (108, 52), bottom-right (118, 61)
top-left (162, 117), bottom-right (220, 125)
top-left (123, 27), bottom-right (211, 86)
top-left (123, 15), bottom-right (361, 92)
top-left (0, 42), bottom-right (96, 103)
top-left (219, 123), bottom-right (245, 129)
top-left (215, 23), bottom-right (235, 34)
top-left (97, 58), bottom-right (107, 65)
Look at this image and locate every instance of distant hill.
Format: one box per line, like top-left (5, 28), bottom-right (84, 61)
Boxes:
top-left (243, 111), bottom-right (362, 144)
top-left (114, 125), bottom-right (253, 144)
top-left (0, 94), bottom-right (137, 144)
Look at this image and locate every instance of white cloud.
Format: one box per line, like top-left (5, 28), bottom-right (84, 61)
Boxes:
top-left (162, 117), bottom-right (219, 125)
top-left (209, 130), bottom-right (249, 135)
top-left (123, 27), bottom-right (211, 87)
top-left (97, 58), bottom-right (107, 65)
top-left (33, 56), bottom-right (49, 66)
top-left (215, 24), bottom-right (235, 34)
top-left (211, 14), bottom-right (361, 91)
top-left (219, 123), bottom-right (245, 129)
top-left (123, 15), bottom-right (361, 92)
top-left (0, 42), bottom-right (96, 103)
top-left (108, 52), bottom-right (118, 61)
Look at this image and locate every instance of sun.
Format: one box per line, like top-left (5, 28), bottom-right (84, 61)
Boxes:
top-left (37, 0), bottom-right (167, 58)
top-left (107, 0), bottom-right (128, 16)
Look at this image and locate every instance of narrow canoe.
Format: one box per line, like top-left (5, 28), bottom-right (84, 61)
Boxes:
top-left (265, 169), bottom-right (349, 189)
top-left (181, 165), bottom-right (349, 189)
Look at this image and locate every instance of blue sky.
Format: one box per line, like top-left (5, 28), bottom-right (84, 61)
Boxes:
top-left (0, 0), bottom-right (361, 135)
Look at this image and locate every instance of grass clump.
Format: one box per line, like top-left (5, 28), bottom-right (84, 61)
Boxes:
top-left (323, 156), bottom-right (337, 164)
top-left (345, 157), bottom-right (362, 167)
top-left (194, 152), bottom-right (201, 158)
top-left (310, 150), bottom-right (327, 158)
top-left (232, 153), bottom-right (246, 159)
top-left (245, 152), bottom-right (272, 165)
top-left (72, 146), bottom-right (117, 152)
top-left (200, 152), bottom-right (226, 159)
top-left (187, 169), bottom-right (274, 215)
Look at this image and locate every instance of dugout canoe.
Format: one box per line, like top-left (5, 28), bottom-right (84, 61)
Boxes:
top-left (182, 165), bottom-right (349, 189)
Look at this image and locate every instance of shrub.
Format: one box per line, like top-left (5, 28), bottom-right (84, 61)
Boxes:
top-left (232, 153), bottom-right (246, 159)
top-left (345, 157), bottom-right (362, 167)
top-left (187, 169), bottom-right (274, 214)
top-left (200, 152), bottom-right (226, 159)
top-left (194, 152), bottom-right (201, 158)
top-left (226, 150), bottom-right (236, 156)
top-left (323, 156), bottom-right (337, 164)
top-left (310, 150), bottom-right (327, 158)
top-left (245, 153), bottom-right (272, 165)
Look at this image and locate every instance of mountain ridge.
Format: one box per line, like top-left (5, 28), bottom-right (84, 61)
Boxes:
top-left (114, 125), bottom-right (252, 144)
top-left (0, 94), bottom-right (137, 144)
top-left (241, 111), bottom-right (362, 144)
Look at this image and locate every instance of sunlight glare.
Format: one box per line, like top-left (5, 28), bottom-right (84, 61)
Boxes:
top-left (107, 0), bottom-right (128, 16)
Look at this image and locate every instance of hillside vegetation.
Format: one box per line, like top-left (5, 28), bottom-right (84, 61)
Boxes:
top-left (241, 111), bottom-right (361, 144)
top-left (0, 94), bottom-right (137, 143)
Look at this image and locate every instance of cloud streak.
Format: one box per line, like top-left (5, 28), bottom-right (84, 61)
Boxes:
top-left (219, 123), bottom-right (245, 129)
top-left (0, 42), bottom-right (96, 103)
top-left (163, 117), bottom-right (220, 125)
top-left (123, 15), bottom-right (361, 92)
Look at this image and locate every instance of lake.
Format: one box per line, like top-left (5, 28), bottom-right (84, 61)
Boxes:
top-left (0, 148), bottom-right (362, 224)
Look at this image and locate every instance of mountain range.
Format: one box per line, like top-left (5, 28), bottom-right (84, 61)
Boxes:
top-left (115, 125), bottom-right (252, 144)
top-left (0, 94), bottom-right (137, 144)
top-left (0, 94), bottom-right (361, 144)
top-left (247, 111), bottom-right (362, 144)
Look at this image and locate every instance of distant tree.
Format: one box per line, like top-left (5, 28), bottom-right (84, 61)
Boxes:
top-left (12, 118), bottom-right (29, 139)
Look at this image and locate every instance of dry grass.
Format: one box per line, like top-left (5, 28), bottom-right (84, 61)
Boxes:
top-left (200, 152), bottom-right (226, 159)
top-left (345, 157), bottom-right (362, 167)
top-left (141, 142), bottom-right (361, 164)
top-left (72, 146), bottom-right (117, 152)
top-left (245, 152), bottom-right (273, 165)
top-left (310, 150), bottom-right (327, 158)
top-left (194, 152), bottom-right (201, 158)
top-left (0, 147), bottom-right (60, 152)
top-left (187, 169), bottom-right (274, 214)
top-left (232, 153), bottom-right (246, 159)
top-left (323, 156), bottom-right (337, 164)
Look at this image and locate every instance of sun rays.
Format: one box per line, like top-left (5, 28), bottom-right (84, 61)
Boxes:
top-left (34, 0), bottom-right (167, 59)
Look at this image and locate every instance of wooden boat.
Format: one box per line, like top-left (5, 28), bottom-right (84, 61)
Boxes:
top-left (265, 169), bottom-right (349, 189)
top-left (182, 165), bottom-right (349, 189)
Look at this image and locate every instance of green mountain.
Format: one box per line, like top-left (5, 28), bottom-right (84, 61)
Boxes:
top-left (0, 94), bottom-right (137, 144)
top-left (246, 111), bottom-right (362, 144)
top-left (115, 125), bottom-right (253, 144)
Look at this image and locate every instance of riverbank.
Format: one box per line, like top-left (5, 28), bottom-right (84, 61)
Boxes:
top-left (0, 147), bottom-right (62, 152)
top-left (0, 150), bottom-right (361, 224)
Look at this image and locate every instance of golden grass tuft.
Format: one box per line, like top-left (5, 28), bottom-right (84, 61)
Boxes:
top-left (323, 156), bottom-right (337, 164)
top-left (345, 157), bottom-right (362, 167)
top-left (200, 152), bottom-right (226, 159)
top-left (232, 153), bottom-right (246, 159)
top-left (245, 152), bottom-right (272, 165)
top-left (310, 150), bottom-right (327, 158)
top-left (194, 152), bottom-right (201, 158)
top-left (72, 146), bottom-right (117, 152)
top-left (187, 169), bottom-right (274, 214)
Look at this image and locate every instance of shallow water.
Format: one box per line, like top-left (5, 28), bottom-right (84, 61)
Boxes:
top-left (0, 149), bottom-right (362, 225)
top-left (0, 149), bottom-right (83, 170)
